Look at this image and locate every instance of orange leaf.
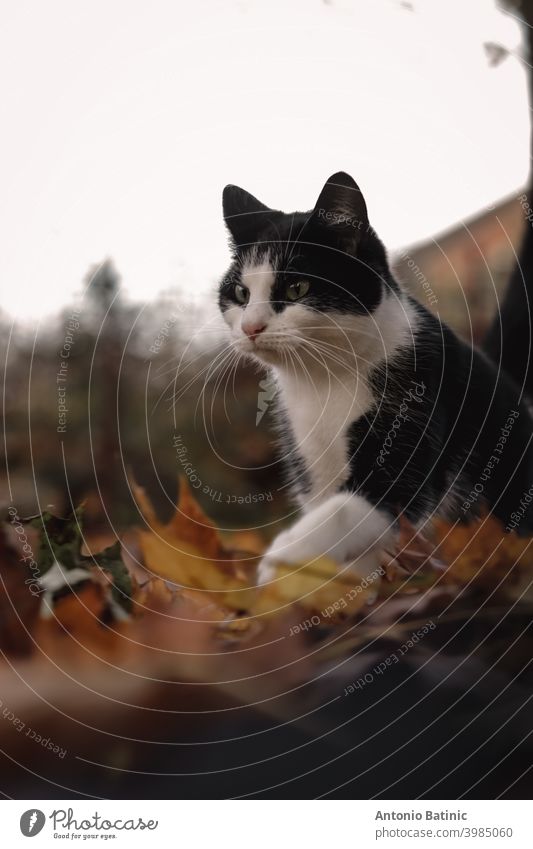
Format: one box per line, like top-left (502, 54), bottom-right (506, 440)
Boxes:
top-left (132, 478), bottom-right (259, 611)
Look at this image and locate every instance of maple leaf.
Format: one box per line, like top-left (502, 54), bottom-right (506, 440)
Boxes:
top-left (131, 479), bottom-right (533, 635)
top-left (133, 477), bottom-right (259, 611)
top-left (253, 557), bottom-right (374, 618)
top-left (134, 477), bottom-right (375, 622)
top-left (433, 514), bottom-right (533, 588)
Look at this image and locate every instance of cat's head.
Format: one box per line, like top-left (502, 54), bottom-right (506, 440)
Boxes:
top-left (218, 171), bottom-right (393, 367)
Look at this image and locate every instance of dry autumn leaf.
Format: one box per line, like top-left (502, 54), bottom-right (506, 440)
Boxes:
top-left (133, 477), bottom-right (260, 611)
top-left (253, 557), bottom-right (373, 618)
top-left (134, 477), bottom-right (378, 623)
top-left (433, 513), bottom-right (533, 587)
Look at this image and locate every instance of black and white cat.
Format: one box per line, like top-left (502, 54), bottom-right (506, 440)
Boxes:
top-left (219, 172), bottom-right (533, 582)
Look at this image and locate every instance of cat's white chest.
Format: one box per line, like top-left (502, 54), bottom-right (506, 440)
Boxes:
top-left (275, 369), bottom-right (373, 506)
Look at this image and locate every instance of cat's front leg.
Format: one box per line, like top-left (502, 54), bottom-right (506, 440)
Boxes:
top-left (257, 492), bottom-right (395, 585)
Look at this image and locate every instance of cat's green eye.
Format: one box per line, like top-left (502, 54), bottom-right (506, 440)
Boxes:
top-left (286, 280), bottom-right (310, 301)
top-left (234, 283), bottom-right (249, 304)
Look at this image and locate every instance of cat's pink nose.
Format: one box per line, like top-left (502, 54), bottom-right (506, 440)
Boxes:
top-left (243, 322), bottom-right (267, 340)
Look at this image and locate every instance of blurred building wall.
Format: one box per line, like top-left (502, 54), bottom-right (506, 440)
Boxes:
top-left (393, 194), bottom-right (525, 341)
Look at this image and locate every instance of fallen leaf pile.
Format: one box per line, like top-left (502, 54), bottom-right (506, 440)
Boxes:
top-left (3, 479), bottom-right (533, 659)
top-left (134, 478), bottom-right (382, 622)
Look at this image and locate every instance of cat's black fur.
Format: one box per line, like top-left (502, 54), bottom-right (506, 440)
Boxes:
top-left (347, 306), bottom-right (533, 529)
top-left (220, 172), bottom-right (533, 533)
top-left (220, 176), bottom-right (396, 318)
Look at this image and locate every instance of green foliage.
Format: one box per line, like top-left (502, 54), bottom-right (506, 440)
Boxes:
top-left (82, 539), bottom-right (132, 612)
top-left (28, 509), bottom-right (132, 613)
top-left (29, 509), bottom-right (85, 575)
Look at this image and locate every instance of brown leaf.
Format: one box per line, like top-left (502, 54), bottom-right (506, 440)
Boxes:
top-left (433, 514), bottom-right (533, 588)
top-left (133, 477), bottom-right (259, 612)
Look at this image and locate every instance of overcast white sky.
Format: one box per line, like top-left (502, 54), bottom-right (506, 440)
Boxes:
top-left (0, 0), bottom-right (528, 321)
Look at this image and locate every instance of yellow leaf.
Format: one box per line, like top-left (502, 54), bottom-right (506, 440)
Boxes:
top-left (134, 478), bottom-right (373, 622)
top-left (433, 514), bottom-right (533, 586)
top-left (255, 556), bottom-right (372, 618)
top-left (133, 478), bottom-right (259, 611)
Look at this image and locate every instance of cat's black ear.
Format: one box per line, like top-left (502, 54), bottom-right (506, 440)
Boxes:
top-left (222, 185), bottom-right (271, 247)
top-left (307, 172), bottom-right (369, 254)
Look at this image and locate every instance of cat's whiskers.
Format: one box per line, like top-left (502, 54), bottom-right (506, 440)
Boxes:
top-left (191, 345), bottom-right (237, 422)
top-left (293, 340), bottom-right (366, 393)
top-left (287, 344), bottom-right (324, 398)
top-left (300, 339), bottom-right (375, 379)
top-left (277, 334), bottom-right (373, 386)
top-left (195, 344), bottom-right (243, 425)
top-left (153, 332), bottom-right (229, 381)
top-left (221, 349), bottom-right (244, 423)
top-left (205, 347), bottom-right (241, 426)
top-left (166, 338), bottom-right (240, 413)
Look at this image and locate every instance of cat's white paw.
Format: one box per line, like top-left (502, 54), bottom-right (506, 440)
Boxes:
top-left (256, 523), bottom-right (319, 585)
top-left (256, 494), bottom-right (394, 588)
top-left (256, 536), bottom-right (385, 594)
top-left (256, 556), bottom-right (277, 585)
